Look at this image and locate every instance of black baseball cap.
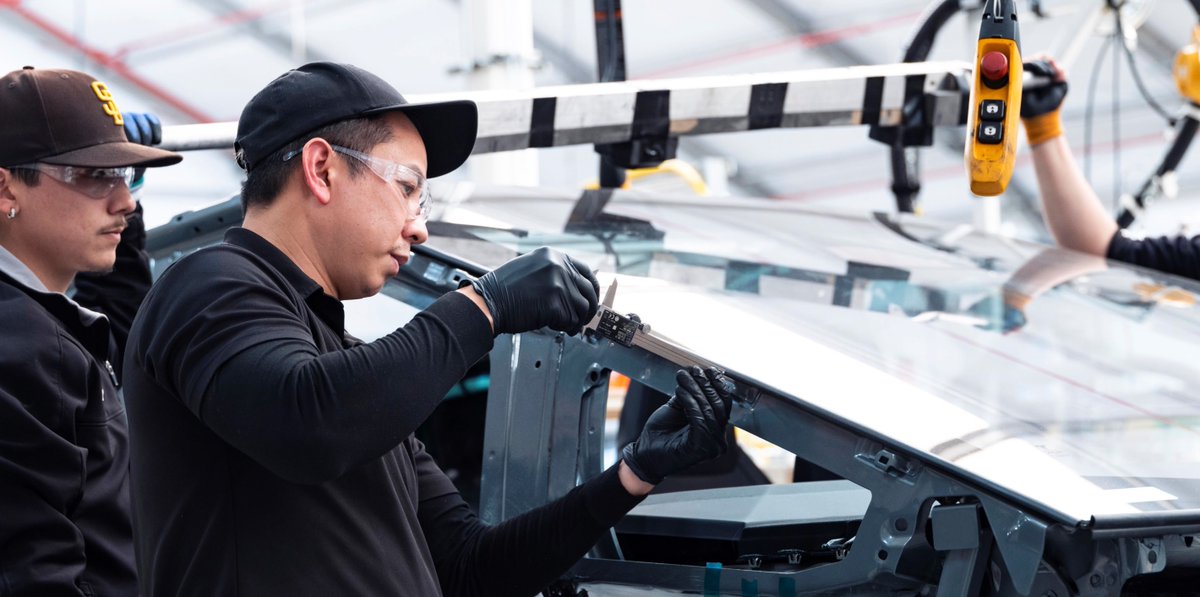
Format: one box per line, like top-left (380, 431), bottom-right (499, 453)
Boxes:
top-left (235, 62), bottom-right (478, 177)
top-left (0, 66), bottom-right (182, 168)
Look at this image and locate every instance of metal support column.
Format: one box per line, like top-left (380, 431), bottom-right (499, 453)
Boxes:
top-left (461, 0), bottom-right (540, 186)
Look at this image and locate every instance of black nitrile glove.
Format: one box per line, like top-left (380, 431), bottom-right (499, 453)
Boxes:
top-left (621, 366), bottom-right (733, 485)
top-left (122, 112), bottom-right (164, 185)
top-left (470, 246), bottom-right (600, 335)
top-left (1021, 60), bottom-right (1068, 119)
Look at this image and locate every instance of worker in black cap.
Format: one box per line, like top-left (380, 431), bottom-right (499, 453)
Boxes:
top-left (0, 66), bottom-right (180, 596)
top-left (123, 62), bottom-right (734, 596)
top-left (1022, 57), bottom-right (1200, 281)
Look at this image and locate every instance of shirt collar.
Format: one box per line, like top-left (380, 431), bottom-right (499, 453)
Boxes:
top-left (0, 244), bottom-right (106, 325)
top-left (223, 227), bottom-right (346, 334)
top-left (0, 244), bottom-right (49, 292)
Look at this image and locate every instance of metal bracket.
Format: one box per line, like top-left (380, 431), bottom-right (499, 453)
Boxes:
top-left (595, 136), bottom-right (678, 170)
top-left (858, 447), bottom-right (917, 481)
top-left (978, 495), bottom-right (1049, 596)
top-left (931, 502), bottom-right (994, 597)
top-left (1121, 536), bottom-right (1168, 578)
top-left (1071, 535), bottom-right (1168, 597)
top-left (868, 72), bottom-right (967, 149)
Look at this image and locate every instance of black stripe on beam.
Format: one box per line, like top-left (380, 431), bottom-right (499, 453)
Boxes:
top-left (861, 76), bottom-right (885, 126)
top-left (901, 74), bottom-right (925, 126)
top-left (748, 83), bottom-right (787, 130)
top-left (630, 90), bottom-right (671, 138)
top-left (529, 97), bottom-right (557, 147)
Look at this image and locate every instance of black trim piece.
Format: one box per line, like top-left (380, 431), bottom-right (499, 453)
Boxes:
top-left (846, 260), bottom-right (910, 281)
top-left (861, 77), bottom-right (885, 126)
top-left (529, 97), bottom-right (558, 148)
top-left (566, 188), bottom-right (616, 225)
top-left (1090, 523), bottom-right (1200, 539)
top-left (832, 275), bottom-right (855, 308)
top-left (748, 83), bottom-right (787, 130)
top-left (409, 244), bottom-right (489, 279)
top-left (1088, 510), bottom-right (1200, 538)
top-left (145, 196), bottom-right (243, 257)
top-left (630, 90), bottom-right (671, 139)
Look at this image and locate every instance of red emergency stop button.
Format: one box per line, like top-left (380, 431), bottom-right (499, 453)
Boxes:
top-left (980, 51), bottom-right (1009, 85)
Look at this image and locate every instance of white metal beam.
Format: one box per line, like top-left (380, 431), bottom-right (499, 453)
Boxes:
top-left (160, 61), bottom-right (972, 155)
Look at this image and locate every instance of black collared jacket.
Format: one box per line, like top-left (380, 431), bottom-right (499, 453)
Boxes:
top-left (0, 207), bottom-right (150, 596)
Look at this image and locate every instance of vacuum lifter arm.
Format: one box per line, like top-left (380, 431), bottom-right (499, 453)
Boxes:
top-left (160, 61), bottom-right (972, 165)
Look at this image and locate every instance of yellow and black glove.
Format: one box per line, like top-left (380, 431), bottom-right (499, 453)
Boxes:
top-left (1021, 60), bottom-right (1068, 146)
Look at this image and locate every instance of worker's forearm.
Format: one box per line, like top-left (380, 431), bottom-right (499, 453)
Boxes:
top-left (202, 292), bottom-right (493, 484)
top-left (618, 460), bottom-right (654, 496)
top-left (434, 463), bottom-right (645, 597)
top-left (1029, 136), bottom-right (1117, 256)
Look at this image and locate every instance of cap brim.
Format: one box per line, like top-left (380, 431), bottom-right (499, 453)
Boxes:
top-left (365, 100), bottom-right (477, 178)
top-left (41, 141), bottom-right (183, 168)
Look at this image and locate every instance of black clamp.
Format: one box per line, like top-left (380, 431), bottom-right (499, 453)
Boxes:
top-left (595, 90), bottom-right (678, 169)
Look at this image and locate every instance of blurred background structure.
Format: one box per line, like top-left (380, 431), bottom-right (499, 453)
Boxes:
top-left (4, 0), bottom-right (1199, 244)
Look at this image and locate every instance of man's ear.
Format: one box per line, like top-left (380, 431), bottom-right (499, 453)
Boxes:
top-left (300, 139), bottom-right (336, 206)
top-left (0, 169), bottom-right (18, 215)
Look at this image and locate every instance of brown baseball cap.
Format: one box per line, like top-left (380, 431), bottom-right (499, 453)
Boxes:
top-left (0, 66), bottom-right (182, 168)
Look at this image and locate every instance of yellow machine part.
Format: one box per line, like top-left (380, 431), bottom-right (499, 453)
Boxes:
top-left (1175, 26), bottom-right (1200, 106)
top-left (965, 38), bottom-right (1023, 197)
top-left (584, 158), bottom-right (710, 196)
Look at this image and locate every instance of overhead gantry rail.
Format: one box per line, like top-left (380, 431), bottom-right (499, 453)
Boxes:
top-left (160, 61), bottom-right (973, 166)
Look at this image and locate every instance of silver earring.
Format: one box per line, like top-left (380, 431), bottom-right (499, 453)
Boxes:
top-left (6, 207), bottom-right (14, 220)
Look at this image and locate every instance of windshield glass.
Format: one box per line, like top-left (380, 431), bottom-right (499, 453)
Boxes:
top-left (418, 185), bottom-right (1200, 523)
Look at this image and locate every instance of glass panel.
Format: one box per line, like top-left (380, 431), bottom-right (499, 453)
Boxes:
top-left (426, 187), bottom-right (1200, 522)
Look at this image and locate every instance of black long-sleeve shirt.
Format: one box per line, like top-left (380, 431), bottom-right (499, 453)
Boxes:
top-left (1107, 231), bottom-right (1200, 281)
top-left (123, 228), bottom-right (642, 596)
top-left (0, 205), bottom-right (150, 597)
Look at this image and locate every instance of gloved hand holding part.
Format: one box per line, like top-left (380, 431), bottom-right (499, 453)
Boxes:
top-left (1021, 58), bottom-right (1068, 146)
top-left (621, 366), bottom-right (734, 486)
top-left (469, 246), bottom-right (600, 336)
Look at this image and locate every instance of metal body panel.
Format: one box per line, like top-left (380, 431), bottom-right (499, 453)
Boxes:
top-left (478, 310), bottom-right (1196, 595)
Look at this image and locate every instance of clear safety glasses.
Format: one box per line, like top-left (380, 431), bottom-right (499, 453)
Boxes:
top-left (283, 145), bottom-right (430, 221)
top-left (11, 163), bottom-right (135, 199)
